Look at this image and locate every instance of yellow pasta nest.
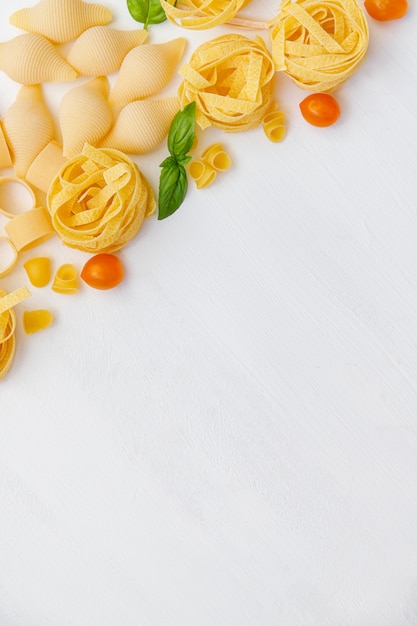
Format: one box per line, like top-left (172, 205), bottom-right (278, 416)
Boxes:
top-left (0, 286), bottom-right (31, 380)
top-left (160, 0), bottom-right (252, 29)
top-left (269, 0), bottom-right (369, 92)
top-left (178, 34), bottom-right (276, 132)
top-left (46, 144), bottom-right (155, 253)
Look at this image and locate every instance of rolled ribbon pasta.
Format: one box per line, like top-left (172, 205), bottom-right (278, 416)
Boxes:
top-left (47, 143), bottom-right (155, 253)
top-left (268, 0), bottom-right (369, 92)
top-left (160, 0), bottom-right (252, 29)
top-left (262, 109), bottom-right (286, 142)
top-left (189, 160), bottom-right (217, 189)
top-left (178, 34), bottom-right (276, 132)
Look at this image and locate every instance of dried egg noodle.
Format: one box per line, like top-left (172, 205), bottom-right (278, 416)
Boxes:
top-left (269, 0), bottom-right (369, 92)
top-left (47, 144), bottom-right (155, 253)
top-left (0, 286), bottom-right (31, 380)
top-left (160, 0), bottom-right (251, 29)
top-left (179, 34), bottom-right (275, 132)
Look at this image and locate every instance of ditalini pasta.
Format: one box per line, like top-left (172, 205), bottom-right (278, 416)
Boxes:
top-left (3, 84), bottom-right (56, 177)
top-left (160, 0), bottom-right (252, 29)
top-left (59, 76), bottom-right (113, 158)
top-left (268, 0), bottom-right (369, 92)
top-left (99, 97), bottom-right (181, 154)
top-left (9, 0), bottom-right (113, 44)
top-left (47, 144), bottom-right (155, 253)
top-left (51, 264), bottom-right (79, 294)
top-left (178, 34), bottom-right (275, 132)
top-left (0, 34), bottom-right (78, 84)
top-left (66, 26), bottom-right (148, 77)
top-left (109, 38), bottom-right (187, 111)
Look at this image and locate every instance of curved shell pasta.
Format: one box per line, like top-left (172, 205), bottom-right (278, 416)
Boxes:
top-left (3, 84), bottom-right (56, 177)
top-left (0, 34), bottom-right (77, 84)
top-left (109, 38), bottom-right (187, 111)
top-left (59, 76), bottom-right (113, 158)
top-left (98, 97), bottom-right (180, 155)
top-left (66, 26), bottom-right (149, 77)
top-left (9, 0), bottom-right (112, 44)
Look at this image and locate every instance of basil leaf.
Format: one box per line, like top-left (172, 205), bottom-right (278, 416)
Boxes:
top-left (167, 101), bottom-right (196, 159)
top-left (158, 162), bottom-right (188, 220)
top-left (126, 0), bottom-right (167, 27)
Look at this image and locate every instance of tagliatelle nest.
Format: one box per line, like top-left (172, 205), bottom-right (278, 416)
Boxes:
top-left (46, 143), bottom-right (155, 253)
top-left (159, 0), bottom-right (252, 29)
top-left (268, 0), bottom-right (369, 92)
top-left (178, 34), bottom-right (276, 132)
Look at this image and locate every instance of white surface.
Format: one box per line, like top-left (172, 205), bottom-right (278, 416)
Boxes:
top-left (1, 1), bottom-right (417, 624)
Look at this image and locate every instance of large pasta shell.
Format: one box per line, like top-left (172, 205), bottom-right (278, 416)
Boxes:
top-left (9, 0), bottom-right (112, 44)
top-left (0, 34), bottom-right (77, 84)
top-left (59, 76), bottom-right (113, 158)
top-left (3, 84), bottom-right (56, 177)
top-left (109, 38), bottom-right (187, 111)
top-left (98, 97), bottom-right (181, 154)
top-left (66, 26), bottom-right (149, 77)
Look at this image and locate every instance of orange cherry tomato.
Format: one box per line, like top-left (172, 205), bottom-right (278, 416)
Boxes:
top-left (364, 0), bottom-right (407, 20)
top-left (80, 253), bottom-right (124, 290)
top-left (299, 93), bottom-right (341, 127)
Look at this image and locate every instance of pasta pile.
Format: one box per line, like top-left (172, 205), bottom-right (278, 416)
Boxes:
top-left (47, 144), bottom-right (155, 253)
top-left (179, 34), bottom-right (276, 132)
top-left (268, 0), bottom-right (369, 92)
top-left (0, 286), bottom-right (31, 380)
top-left (160, 0), bottom-right (252, 29)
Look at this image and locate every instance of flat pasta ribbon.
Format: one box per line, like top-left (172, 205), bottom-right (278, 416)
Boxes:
top-left (46, 143), bottom-right (155, 253)
top-left (179, 34), bottom-right (276, 132)
top-left (268, 0), bottom-right (369, 92)
top-left (160, 0), bottom-right (252, 29)
top-left (0, 286), bottom-right (31, 380)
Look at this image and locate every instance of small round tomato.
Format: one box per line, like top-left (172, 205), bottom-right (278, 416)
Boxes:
top-left (81, 253), bottom-right (124, 290)
top-left (299, 93), bottom-right (341, 127)
top-left (364, 0), bottom-right (407, 20)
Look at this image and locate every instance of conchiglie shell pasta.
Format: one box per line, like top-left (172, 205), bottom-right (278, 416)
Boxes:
top-left (9, 0), bottom-right (112, 44)
top-left (98, 98), bottom-right (180, 155)
top-left (59, 76), bottom-right (113, 158)
top-left (109, 38), bottom-right (187, 111)
top-left (3, 84), bottom-right (56, 178)
top-left (66, 26), bottom-right (149, 77)
top-left (0, 34), bottom-right (77, 84)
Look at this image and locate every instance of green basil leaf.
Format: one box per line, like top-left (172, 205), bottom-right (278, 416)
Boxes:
top-left (126, 0), bottom-right (167, 27)
top-left (167, 101), bottom-right (196, 159)
top-left (159, 155), bottom-right (178, 168)
top-left (176, 154), bottom-right (192, 167)
top-left (158, 162), bottom-right (188, 220)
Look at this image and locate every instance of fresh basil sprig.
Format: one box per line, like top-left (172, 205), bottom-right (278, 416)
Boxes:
top-left (158, 102), bottom-right (196, 220)
top-left (126, 0), bottom-right (167, 28)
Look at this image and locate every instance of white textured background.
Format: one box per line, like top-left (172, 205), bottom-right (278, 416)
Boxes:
top-left (1, 0), bottom-right (417, 624)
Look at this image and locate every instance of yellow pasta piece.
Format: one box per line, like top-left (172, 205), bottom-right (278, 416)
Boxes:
top-left (0, 286), bottom-right (31, 380)
top-left (25, 141), bottom-right (67, 194)
top-left (98, 97), bottom-right (181, 155)
top-left (268, 0), bottom-right (369, 92)
top-left (0, 33), bottom-right (78, 84)
top-left (9, 0), bottom-right (113, 44)
top-left (109, 38), bottom-right (187, 111)
top-left (178, 34), bottom-right (275, 132)
top-left (200, 143), bottom-right (232, 171)
top-left (52, 264), bottom-right (79, 294)
top-left (59, 77), bottom-right (113, 159)
top-left (189, 160), bottom-right (217, 189)
top-left (66, 26), bottom-right (148, 77)
top-left (23, 256), bottom-right (52, 288)
top-left (262, 109), bottom-right (286, 142)
top-left (5, 206), bottom-right (56, 252)
top-left (0, 237), bottom-right (18, 278)
top-left (160, 0), bottom-right (252, 29)
top-left (47, 143), bottom-right (155, 253)
top-left (23, 309), bottom-right (54, 334)
top-left (0, 176), bottom-right (36, 219)
top-left (3, 85), bottom-right (56, 178)
top-left (0, 123), bottom-right (12, 170)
